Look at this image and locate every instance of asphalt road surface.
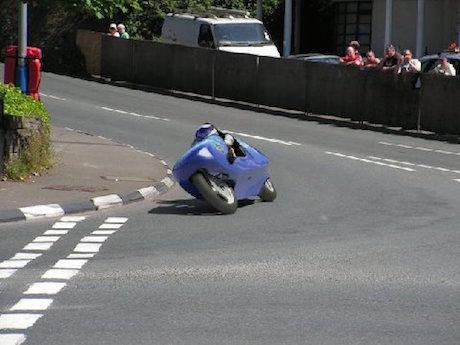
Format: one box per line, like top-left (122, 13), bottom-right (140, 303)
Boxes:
top-left (1, 65), bottom-right (460, 345)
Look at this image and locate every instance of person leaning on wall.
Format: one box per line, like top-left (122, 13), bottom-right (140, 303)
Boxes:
top-left (378, 44), bottom-right (402, 74)
top-left (117, 24), bottom-right (130, 39)
top-left (399, 49), bottom-right (421, 74)
top-left (432, 57), bottom-right (456, 76)
top-left (108, 23), bottom-right (120, 37)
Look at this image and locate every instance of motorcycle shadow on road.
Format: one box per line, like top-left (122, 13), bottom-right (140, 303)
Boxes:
top-left (148, 199), bottom-right (256, 216)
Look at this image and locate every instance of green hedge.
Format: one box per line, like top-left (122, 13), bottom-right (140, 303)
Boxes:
top-left (0, 83), bottom-right (50, 131)
top-left (1, 83), bottom-right (53, 180)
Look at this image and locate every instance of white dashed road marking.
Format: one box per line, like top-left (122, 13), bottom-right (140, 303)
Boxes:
top-left (42, 269), bottom-right (79, 280)
top-left (0, 314), bottom-right (43, 330)
top-left (228, 131), bottom-right (301, 146)
top-left (10, 299), bottom-right (54, 311)
top-left (24, 282), bottom-right (67, 295)
top-left (379, 141), bottom-right (460, 156)
top-left (368, 156), bottom-right (460, 175)
top-left (0, 333), bottom-right (27, 345)
top-left (99, 106), bottom-right (169, 121)
top-left (325, 152), bottom-right (415, 172)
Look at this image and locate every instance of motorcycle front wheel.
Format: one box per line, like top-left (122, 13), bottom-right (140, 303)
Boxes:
top-left (191, 172), bottom-right (238, 214)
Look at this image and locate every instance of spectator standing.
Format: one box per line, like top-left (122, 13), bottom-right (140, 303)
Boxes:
top-left (399, 49), bottom-right (421, 73)
top-left (363, 50), bottom-right (380, 68)
top-left (433, 57), bottom-right (456, 76)
top-left (108, 23), bottom-right (120, 37)
top-left (117, 24), bottom-right (130, 39)
top-left (340, 46), bottom-right (363, 66)
top-left (378, 44), bottom-right (402, 73)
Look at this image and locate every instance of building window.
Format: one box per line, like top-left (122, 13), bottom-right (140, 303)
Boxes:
top-left (334, 1), bottom-right (372, 55)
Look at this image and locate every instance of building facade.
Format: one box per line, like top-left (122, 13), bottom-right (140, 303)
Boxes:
top-left (293, 0), bottom-right (460, 57)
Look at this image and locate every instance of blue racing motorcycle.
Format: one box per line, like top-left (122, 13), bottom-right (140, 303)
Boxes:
top-left (173, 126), bottom-right (276, 214)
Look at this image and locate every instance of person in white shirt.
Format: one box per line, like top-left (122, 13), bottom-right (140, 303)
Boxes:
top-left (433, 57), bottom-right (456, 76)
top-left (399, 49), bottom-right (421, 73)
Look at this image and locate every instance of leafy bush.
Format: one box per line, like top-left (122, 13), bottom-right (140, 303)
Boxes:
top-left (1, 83), bottom-right (53, 180)
top-left (0, 83), bottom-right (50, 132)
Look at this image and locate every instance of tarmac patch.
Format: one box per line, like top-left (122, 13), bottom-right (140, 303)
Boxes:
top-left (42, 185), bottom-right (109, 193)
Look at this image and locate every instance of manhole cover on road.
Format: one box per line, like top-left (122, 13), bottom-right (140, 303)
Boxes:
top-left (42, 185), bottom-right (110, 193)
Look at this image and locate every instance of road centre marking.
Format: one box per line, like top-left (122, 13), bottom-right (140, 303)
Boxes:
top-left (325, 152), bottom-right (415, 172)
top-left (99, 106), bottom-right (169, 121)
top-left (369, 156), bottom-right (460, 174)
top-left (379, 141), bottom-right (460, 156)
top-left (226, 131), bottom-right (301, 146)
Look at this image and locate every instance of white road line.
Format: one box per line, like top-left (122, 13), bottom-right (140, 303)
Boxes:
top-left (101, 106), bottom-right (113, 111)
top-left (379, 141), bottom-right (460, 155)
top-left (228, 131), bottom-right (301, 146)
top-left (92, 230), bottom-right (117, 235)
top-left (53, 259), bottom-right (87, 270)
top-left (73, 243), bottom-right (102, 253)
top-left (454, 179), bottom-right (460, 183)
top-left (23, 242), bottom-right (54, 251)
top-left (60, 216), bottom-right (86, 222)
top-left (81, 236), bottom-right (108, 243)
top-left (326, 152), bottom-right (415, 172)
top-left (415, 146), bottom-right (433, 152)
top-left (0, 333), bottom-right (27, 345)
top-left (42, 269), bottom-right (79, 280)
top-left (138, 186), bottom-right (159, 199)
top-left (0, 269), bottom-right (17, 278)
top-left (43, 230), bottom-right (68, 235)
top-left (24, 282), bottom-right (66, 295)
top-left (369, 156), bottom-right (460, 174)
top-left (67, 253), bottom-right (95, 259)
top-left (115, 109), bottom-right (128, 114)
top-left (11, 253), bottom-right (42, 260)
top-left (52, 222), bottom-right (76, 229)
top-left (10, 299), bottom-right (53, 311)
top-left (0, 260), bottom-right (31, 269)
top-left (105, 217), bottom-right (128, 223)
top-left (33, 236), bottom-right (60, 243)
top-left (98, 223), bottom-right (123, 229)
top-left (0, 314), bottom-right (43, 329)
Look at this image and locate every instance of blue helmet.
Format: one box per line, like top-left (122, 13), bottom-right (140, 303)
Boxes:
top-left (195, 123), bottom-right (218, 141)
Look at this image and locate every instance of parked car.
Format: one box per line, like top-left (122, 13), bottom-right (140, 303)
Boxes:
top-left (419, 53), bottom-right (460, 74)
top-left (160, 8), bottom-right (280, 58)
top-left (287, 53), bottom-right (340, 64)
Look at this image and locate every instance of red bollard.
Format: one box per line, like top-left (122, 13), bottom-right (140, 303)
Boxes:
top-left (3, 45), bottom-right (42, 100)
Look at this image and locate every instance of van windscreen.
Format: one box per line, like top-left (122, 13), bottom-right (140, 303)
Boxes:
top-left (213, 23), bottom-right (271, 46)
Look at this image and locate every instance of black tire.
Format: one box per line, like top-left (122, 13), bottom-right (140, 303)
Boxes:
top-left (259, 178), bottom-right (277, 202)
top-left (191, 172), bottom-right (238, 214)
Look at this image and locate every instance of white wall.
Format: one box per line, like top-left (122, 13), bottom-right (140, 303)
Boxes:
top-left (371, 0), bottom-right (459, 57)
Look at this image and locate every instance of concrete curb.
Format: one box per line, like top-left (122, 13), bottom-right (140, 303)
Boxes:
top-left (0, 177), bottom-right (175, 223)
top-left (0, 127), bottom-right (176, 223)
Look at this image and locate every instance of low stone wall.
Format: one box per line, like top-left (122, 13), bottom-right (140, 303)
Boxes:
top-left (0, 102), bottom-right (45, 177)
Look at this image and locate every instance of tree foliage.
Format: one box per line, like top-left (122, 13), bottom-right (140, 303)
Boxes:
top-left (115, 0), bottom-right (281, 40)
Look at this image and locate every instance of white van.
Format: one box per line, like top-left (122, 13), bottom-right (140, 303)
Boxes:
top-left (160, 8), bottom-right (280, 58)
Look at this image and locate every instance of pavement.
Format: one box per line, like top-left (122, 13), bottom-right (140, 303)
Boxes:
top-left (0, 127), bottom-right (174, 223)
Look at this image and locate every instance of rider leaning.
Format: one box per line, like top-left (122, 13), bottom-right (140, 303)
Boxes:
top-left (194, 123), bottom-right (244, 163)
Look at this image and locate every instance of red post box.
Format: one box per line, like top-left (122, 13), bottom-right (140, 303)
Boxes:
top-left (3, 45), bottom-right (42, 100)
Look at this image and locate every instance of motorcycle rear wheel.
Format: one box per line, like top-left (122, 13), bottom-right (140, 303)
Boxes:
top-left (191, 172), bottom-right (238, 214)
top-left (259, 178), bottom-right (277, 202)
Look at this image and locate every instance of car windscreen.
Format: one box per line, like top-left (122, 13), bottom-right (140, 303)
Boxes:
top-left (213, 23), bottom-right (271, 46)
